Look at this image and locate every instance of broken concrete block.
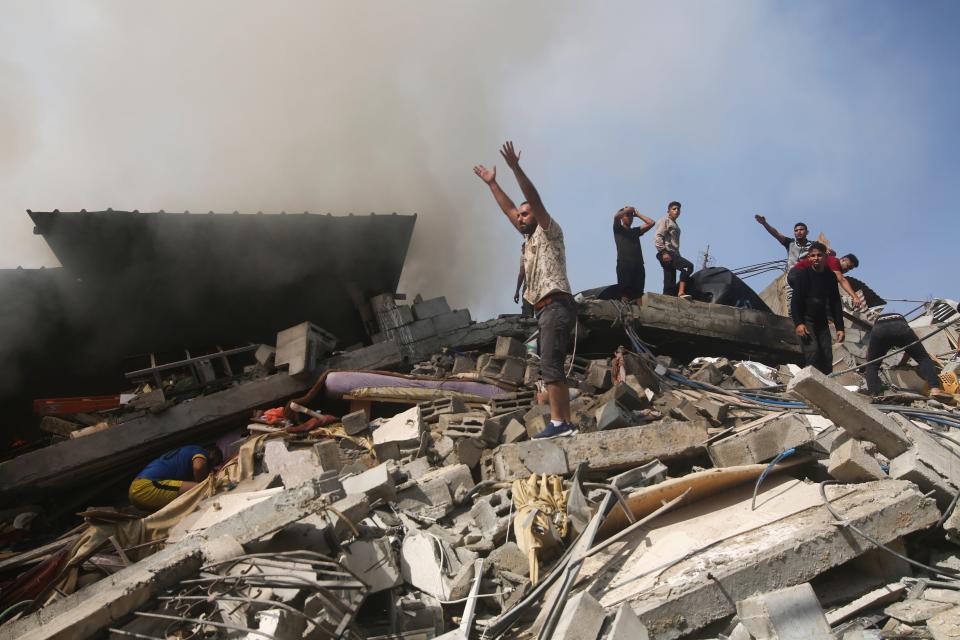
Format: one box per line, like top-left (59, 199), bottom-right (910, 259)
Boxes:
top-left (433, 309), bottom-right (472, 334)
top-left (412, 296), bottom-right (451, 320)
top-left (733, 361), bottom-right (777, 388)
top-left (470, 488), bottom-right (512, 539)
top-left (885, 598), bottom-right (952, 624)
top-left (376, 303), bottom-right (415, 331)
top-left (341, 410), bottom-right (370, 435)
top-left (695, 397), bottom-right (729, 424)
top-left (486, 541), bottom-right (529, 577)
top-left (609, 460), bottom-right (668, 491)
top-left (525, 412), bottom-right (551, 438)
top-left (595, 400), bottom-right (633, 431)
top-left (481, 355), bottom-right (527, 385)
top-left (341, 463), bottom-right (396, 502)
top-left (551, 590), bottom-right (606, 640)
top-left (586, 360), bottom-right (613, 391)
top-left (452, 354), bottom-right (477, 374)
top-left (503, 419), bottom-right (528, 444)
top-left (312, 440), bottom-right (342, 473)
top-left (736, 583), bottom-right (833, 640)
top-left (455, 438), bottom-right (486, 468)
top-left (597, 381), bottom-right (650, 411)
top-left (372, 405), bottom-right (424, 447)
top-left (788, 366), bottom-right (911, 458)
top-left (275, 321), bottom-right (337, 376)
top-left (607, 604), bottom-right (650, 640)
top-left (254, 344), bottom-right (276, 368)
top-left (400, 532), bottom-right (476, 600)
top-left (827, 439), bottom-right (885, 483)
top-left (341, 537), bottom-right (401, 594)
top-left (707, 413), bottom-right (814, 467)
top-left (495, 335), bottom-right (527, 358)
top-left (690, 363), bottom-right (723, 385)
top-left (621, 351), bottom-right (662, 393)
top-left (923, 605), bottom-right (960, 639)
top-left (482, 419), bottom-right (707, 481)
top-left (322, 340), bottom-right (403, 371)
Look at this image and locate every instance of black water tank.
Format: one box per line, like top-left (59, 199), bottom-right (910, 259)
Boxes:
top-left (689, 267), bottom-right (772, 312)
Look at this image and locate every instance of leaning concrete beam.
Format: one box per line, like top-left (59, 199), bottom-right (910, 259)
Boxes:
top-left (480, 419), bottom-right (707, 482)
top-left (787, 366), bottom-right (911, 458)
top-left (0, 373), bottom-right (310, 503)
top-left (606, 480), bottom-right (937, 640)
top-left (5, 481), bottom-right (333, 640)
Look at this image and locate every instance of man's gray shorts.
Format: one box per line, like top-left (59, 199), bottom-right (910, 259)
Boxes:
top-left (537, 297), bottom-right (577, 384)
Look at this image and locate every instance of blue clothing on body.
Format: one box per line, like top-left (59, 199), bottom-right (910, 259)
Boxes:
top-left (137, 446), bottom-right (207, 481)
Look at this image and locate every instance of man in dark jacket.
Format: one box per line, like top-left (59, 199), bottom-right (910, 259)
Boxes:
top-left (790, 242), bottom-right (844, 374)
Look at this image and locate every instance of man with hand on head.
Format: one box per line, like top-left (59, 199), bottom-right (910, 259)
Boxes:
top-left (790, 241), bottom-right (845, 374)
top-left (613, 206), bottom-right (656, 305)
top-left (474, 141), bottom-right (577, 439)
top-left (654, 201), bottom-right (694, 298)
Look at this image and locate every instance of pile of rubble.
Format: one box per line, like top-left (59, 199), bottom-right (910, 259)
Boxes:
top-left (1, 293), bottom-right (959, 640)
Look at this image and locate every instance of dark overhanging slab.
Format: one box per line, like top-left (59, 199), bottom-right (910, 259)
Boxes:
top-left (578, 294), bottom-right (804, 365)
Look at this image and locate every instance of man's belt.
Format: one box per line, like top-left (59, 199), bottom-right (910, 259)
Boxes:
top-left (534, 292), bottom-right (574, 312)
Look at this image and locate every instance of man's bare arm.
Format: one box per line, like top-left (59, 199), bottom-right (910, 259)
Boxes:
top-left (514, 260), bottom-right (525, 304)
top-left (500, 141), bottom-right (552, 229)
top-left (835, 271), bottom-right (864, 308)
top-left (634, 212), bottom-right (656, 234)
top-left (474, 164), bottom-right (522, 231)
top-left (754, 214), bottom-right (788, 244)
top-left (192, 457), bottom-right (210, 482)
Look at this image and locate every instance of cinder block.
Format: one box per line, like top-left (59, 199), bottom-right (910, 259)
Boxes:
top-left (586, 360), bottom-right (613, 391)
top-left (495, 336), bottom-right (527, 358)
top-left (690, 363), bottom-right (723, 385)
top-left (597, 382), bottom-right (649, 411)
top-left (481, 355), bottom-right (527, 385)
top-left (376, 304), bottom-right (415, 332)
top-left (412, 297), bottom-right (451, 320)
top-left (503, 419), bottom-right (528, 444)
top-left (433, 309), bottom-right (472, 334)
top-left (595, 400), bottom-right (633, 431)
top-left (452, 354), bottom-right (477, 374)
top-left (827, 438), bottom-right (885, 483)
top-left (275, 322), bottom-right (337, 376)
top-left (695, 398), bottom-right (729, 423)
top-left (341, 410), bottom-right (369, 435)
top-left (312, 440), bottom-right (342, 473)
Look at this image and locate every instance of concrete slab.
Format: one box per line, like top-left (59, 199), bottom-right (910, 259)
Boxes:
top-left (481, 420), bottom-right (707, 481)
top-left (787, 366), bottom-right (910, 458)
top-left (580, 479), bottom-right (937, 640)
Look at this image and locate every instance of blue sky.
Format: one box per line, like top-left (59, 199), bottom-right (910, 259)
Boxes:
top-left (0, 2), bottom-right (956, 321)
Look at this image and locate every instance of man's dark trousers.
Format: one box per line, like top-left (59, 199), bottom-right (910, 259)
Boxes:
top-left (865, 316), bottom-right (940, 395)
top-left (800, 321), bottom-right (833, 374)
top-left (657, 251), bottom-right (693, 296)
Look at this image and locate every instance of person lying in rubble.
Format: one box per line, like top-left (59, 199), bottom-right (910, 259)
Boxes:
top-left (754, 215), bottom-right (813, 270)
top-left (474, 141), bottom-right (578, 439)
top-left (864, 311), bottom-right (952, 401)
top-left (128, 445), bottom-right (223, 512)
top-left (613, 206), bottom-right (656, 305)
top-left (654, 201), bottom-right (694, 299)
top-left (787, 251), bottom-right (865, 309)
top-left (790, 242), bottom-right (845, 374)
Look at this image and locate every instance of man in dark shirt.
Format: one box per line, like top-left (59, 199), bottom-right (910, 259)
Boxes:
top-left (790, 242), bottom-right (844, 374)
top-left (612, 206), bottom-right (656, 305)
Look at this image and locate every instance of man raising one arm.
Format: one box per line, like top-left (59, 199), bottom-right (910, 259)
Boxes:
top-left (474, 141), bottom-right (577, 439)
top-left (755, 215), bottom-right (812, 270)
